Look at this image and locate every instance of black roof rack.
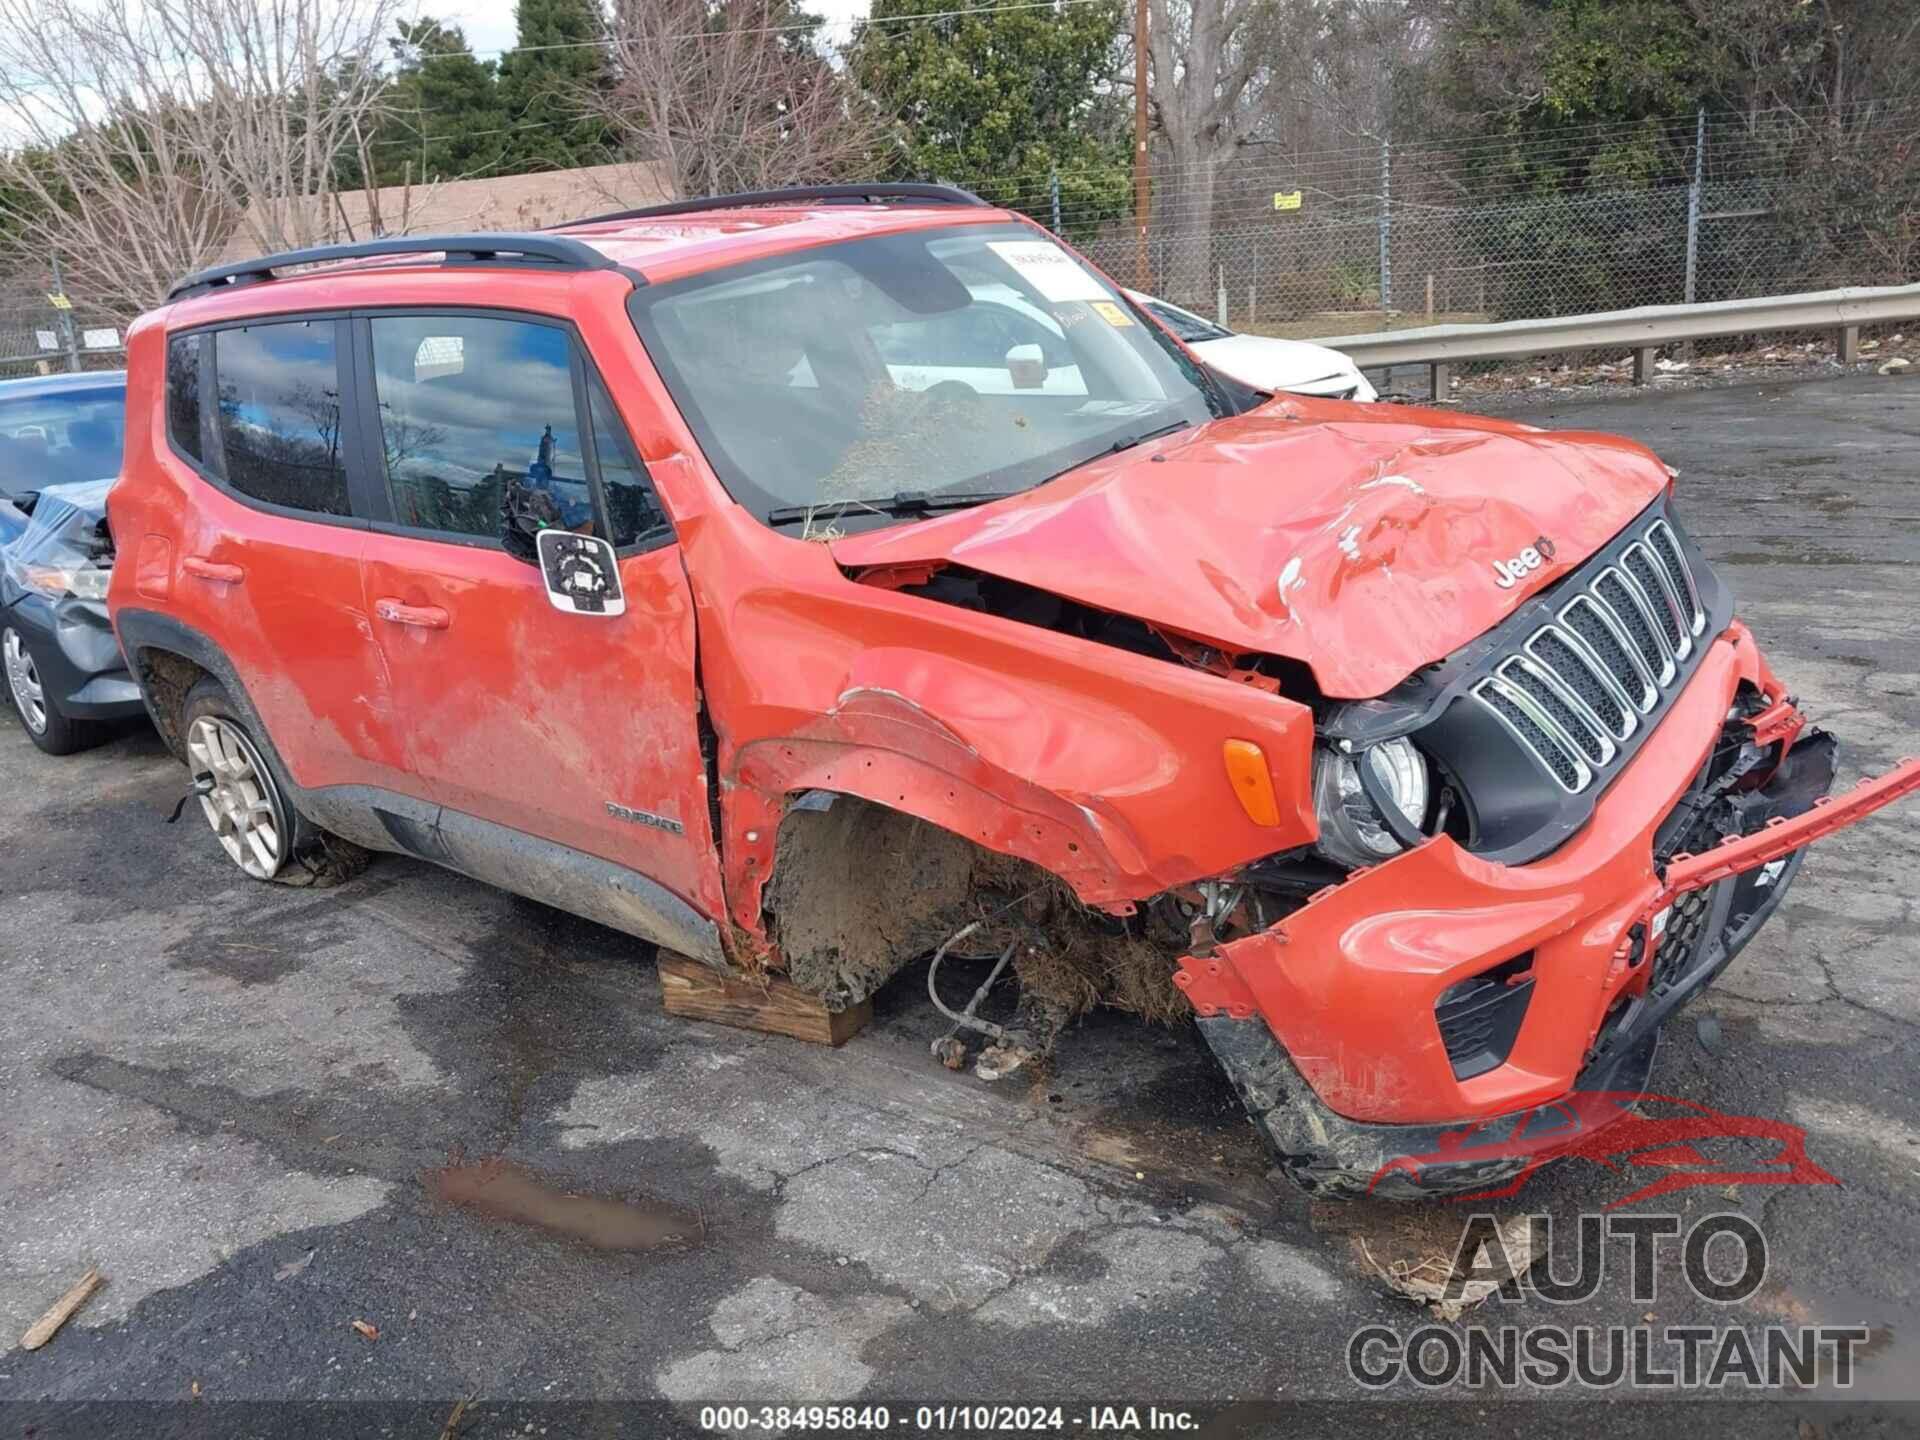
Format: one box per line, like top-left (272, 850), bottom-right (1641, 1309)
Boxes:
top-left (167, 232), bottom-right (622, 302)
top-left (557, 182), bottom-right (991, 230)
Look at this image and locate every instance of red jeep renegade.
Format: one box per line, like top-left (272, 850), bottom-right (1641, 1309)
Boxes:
top-left (108, 185), bottom-right (1918, 1197)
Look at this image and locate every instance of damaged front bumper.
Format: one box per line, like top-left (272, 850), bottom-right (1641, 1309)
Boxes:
top-left (1177, 626), bottom-right (1919, 1196)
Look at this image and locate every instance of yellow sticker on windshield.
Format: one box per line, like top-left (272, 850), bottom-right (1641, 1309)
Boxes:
top-left (1091, 300), bottom-right (1134, 328)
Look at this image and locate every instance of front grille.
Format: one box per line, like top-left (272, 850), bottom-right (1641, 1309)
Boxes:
top-left (1594, 568), bottom-right (1672, 683)
top-left (1647, 521), bottom-right (1706, 636)
top-left (1529, 629), bottom-right (1630, 738)
top-left (1479, 683), bottom-right (1586, 789)
top-left (1623, 543), bottom-right (1690, 657)
top-left (1473, 516), bottom-right (1706, 795)
top-left (1497, 658), bottom-right (1614, 766)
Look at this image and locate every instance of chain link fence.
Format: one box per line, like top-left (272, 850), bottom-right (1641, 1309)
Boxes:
top-left (0, 263), bottom-right (126, 380)
top-left (1004, 101), bottom-right (1920, 341)
top-left (6, 99), bottom-right (1914, 363)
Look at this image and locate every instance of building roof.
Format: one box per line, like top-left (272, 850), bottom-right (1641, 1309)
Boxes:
top-left (217, 161), bottom-right (674, 267)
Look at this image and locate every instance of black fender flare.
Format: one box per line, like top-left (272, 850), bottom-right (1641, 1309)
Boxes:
top-left (115, 608), bottom-right (292, 778)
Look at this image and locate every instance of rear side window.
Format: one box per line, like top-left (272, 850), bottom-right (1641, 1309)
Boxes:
top-left (166, 334), bottom-right (203, 463)
top-left (368, 314), bottom-right (586, 541)
top-left (211, 321), bottom-right (350, 516)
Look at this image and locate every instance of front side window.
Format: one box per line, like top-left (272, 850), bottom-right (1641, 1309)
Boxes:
top-left (211, 321), bottom-right (350, 516)
top-left (368, 315), bottom-right (588, 541)
top-left (629, 223), bottom-right (1231, 531)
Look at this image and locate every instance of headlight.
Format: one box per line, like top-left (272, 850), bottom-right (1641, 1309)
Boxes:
top-left (1312, 738), bottom-right (1429, 868)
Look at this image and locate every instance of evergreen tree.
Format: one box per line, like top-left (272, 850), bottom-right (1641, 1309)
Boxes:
top-left (496, 0), bottom-right (614, 172)
top-left (371, 18), bottom-right (512, 186)
top-left (849, 0), bottom-right (1129, 237)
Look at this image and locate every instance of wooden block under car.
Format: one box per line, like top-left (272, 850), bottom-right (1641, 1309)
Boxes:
top-left (656, 952), bottom-right (870, 1047)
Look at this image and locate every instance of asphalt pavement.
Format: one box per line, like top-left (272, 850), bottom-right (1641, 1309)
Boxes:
top-left (1, 371), bottom-right (1917, 1437)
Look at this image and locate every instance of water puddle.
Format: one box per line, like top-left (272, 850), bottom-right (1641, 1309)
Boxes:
top-left (423, 1157), bottom-right (701, 1251)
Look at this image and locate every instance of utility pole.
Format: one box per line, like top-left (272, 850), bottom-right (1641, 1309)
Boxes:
top-left (1377, 137), bottom-right (1392, 319)
top-left (49, 255), bottom-right (79, 374)
top-left (1050, 166), bottom-right (1062, 235)
top-left (1133, 0), bottom-right (1150, 290)
top-left (1684, 107), bottom-right (1705, 305)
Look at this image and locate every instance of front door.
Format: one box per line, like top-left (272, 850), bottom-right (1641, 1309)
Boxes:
top-left (353, 310), bottom-right (724, 936)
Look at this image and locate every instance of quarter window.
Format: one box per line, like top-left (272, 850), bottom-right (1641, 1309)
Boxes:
top-left (368, 315), bottom-right (587, 541)
top-left (211, 321), bottom-right (350, 516)
top-left (166, 334), bottom-right (203, 463)
top-left (586, 373), bottom-right (670, 549)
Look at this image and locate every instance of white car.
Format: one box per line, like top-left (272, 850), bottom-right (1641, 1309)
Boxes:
top-left (1125, 290), bottom-right (1377, 402)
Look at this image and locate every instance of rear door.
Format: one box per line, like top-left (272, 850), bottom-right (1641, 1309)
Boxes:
top-left (353, 309), bottom-right (722, 925)
top-left (162, 318), bottom-right (411, 794)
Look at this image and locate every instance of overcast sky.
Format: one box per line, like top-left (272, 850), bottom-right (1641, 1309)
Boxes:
top-left (427, 0), bottom-right (875, 61)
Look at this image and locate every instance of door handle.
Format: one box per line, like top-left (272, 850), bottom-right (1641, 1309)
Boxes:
top-left (183, 555), bottom-right (244, 584)
top-left (374, 598), bottom-right (451, 630)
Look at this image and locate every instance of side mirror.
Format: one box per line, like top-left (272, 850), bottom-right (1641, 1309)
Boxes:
top-left (536, 529), bottom-right (625, 617)
top-left (1005, 342), bottom-right (1047, 390)
top-left (500, 473), bottom-right (564, 564)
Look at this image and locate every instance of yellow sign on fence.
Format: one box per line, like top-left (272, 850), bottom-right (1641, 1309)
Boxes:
top-left (1272, 190), bottom-right (1303, 212)
top-left (45, 292), bottom-right (72, 310)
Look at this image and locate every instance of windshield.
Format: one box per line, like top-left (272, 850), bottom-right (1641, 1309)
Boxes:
top-left (1142, 297), bottom-right (1233, 345)
top-left (628, 223), bottom-right (1231, 530)
top-left (0, 385), bottom-right (125, 500)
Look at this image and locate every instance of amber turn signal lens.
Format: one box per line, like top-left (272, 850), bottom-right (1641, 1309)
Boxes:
top-left (1223, 739), bottom-right (1281, 826)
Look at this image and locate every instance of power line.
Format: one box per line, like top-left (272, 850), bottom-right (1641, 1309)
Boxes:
top-left (398, 0), bottom-right (1120, 66)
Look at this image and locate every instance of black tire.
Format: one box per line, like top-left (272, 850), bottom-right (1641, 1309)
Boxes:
top-left (3, 623), bottom-right (106, 756)
top-left (178, 676), bottom-right (338, 884)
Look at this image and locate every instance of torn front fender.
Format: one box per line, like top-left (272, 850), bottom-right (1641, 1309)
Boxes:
top-left (684, 512), bottom-right (1322, 956)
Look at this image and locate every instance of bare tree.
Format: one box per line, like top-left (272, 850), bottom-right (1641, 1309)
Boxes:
top-left (588, 0), bottom-right (890, 201)
top-left (1147, 0), bottom-right (1294, 305)
top-left (0, 0), bottom-right (404, 322)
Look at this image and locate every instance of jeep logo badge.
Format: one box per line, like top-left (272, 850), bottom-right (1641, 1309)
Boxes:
top-left (1492, 536), bottom-right (1556, 590)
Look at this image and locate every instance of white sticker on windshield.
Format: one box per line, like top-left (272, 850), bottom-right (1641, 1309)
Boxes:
top-left (987, 241), bottom-right (1109, 303)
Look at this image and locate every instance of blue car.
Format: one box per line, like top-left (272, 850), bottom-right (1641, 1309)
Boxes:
top-left (0, 371), bottom-right (148, 754)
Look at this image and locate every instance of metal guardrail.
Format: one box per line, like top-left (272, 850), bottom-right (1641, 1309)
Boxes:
top-left (1308, 282), bottom-right (1920, 399)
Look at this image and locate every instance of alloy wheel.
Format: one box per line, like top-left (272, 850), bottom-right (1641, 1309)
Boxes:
top-left (185, 715), bottom-right (286, 879)
top-left (2, 627), bottom-right (46, 734)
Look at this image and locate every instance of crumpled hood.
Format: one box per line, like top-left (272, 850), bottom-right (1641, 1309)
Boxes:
top-left (831, 398), bottom-right (1674, 698)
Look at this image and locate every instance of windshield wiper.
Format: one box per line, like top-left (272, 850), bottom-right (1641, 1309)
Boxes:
top-left (1106, 419), bottom-right (1193, 455)
top-left (766, 490), bottom-right (1005, 527)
